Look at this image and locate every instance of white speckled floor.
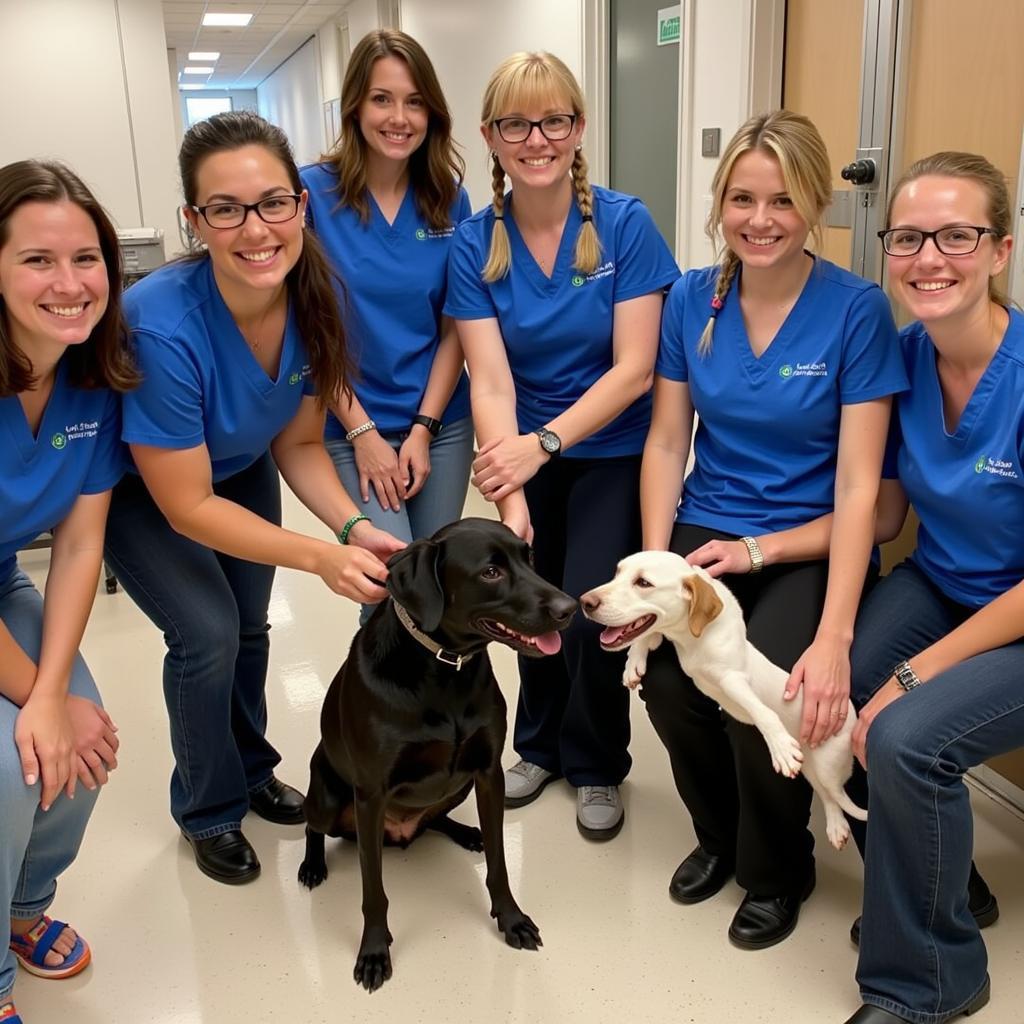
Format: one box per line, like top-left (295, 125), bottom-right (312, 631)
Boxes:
top-left (12, 488), bottom-right (1024, 1024)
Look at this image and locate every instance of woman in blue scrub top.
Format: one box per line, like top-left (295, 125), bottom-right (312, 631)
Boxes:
top-left (103, 112), bottom-right (404, 886)
top-left (301, 31), bottom-right (473, 622)
top-left (638, 111), bottom-right (905, 949)
top-left (447, 52), bottom-right (679, 841)
top-left (842, 152), bottom-right (1023, 1024)
top-left (1, 161), bottom-right (131, 1024)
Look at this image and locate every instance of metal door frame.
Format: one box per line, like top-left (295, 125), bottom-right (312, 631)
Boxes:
top-left (846, 0), bottom-right (903, 283)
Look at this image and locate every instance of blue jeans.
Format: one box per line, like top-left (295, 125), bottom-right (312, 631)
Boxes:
top-left (849, 559), bottom-right (1024, 1022)
top-left (326, 415), bottom-right (474, 624)
top-left (1, 567), bottom-right (102, 1002)
top-left (103, 453), bottom-right (282, 839)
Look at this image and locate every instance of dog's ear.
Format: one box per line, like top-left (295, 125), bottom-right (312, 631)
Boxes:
top-left (682, 576), bottom-right (723, 638)
top-left (386, 540), bottom-right (444, 632)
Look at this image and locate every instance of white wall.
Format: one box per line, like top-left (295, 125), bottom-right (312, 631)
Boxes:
top-left (676, 0), bottom-right (754, 269)
top-left (345, 0), bottom-right (381, 48)
top-left (0, 0), bottom-right (181, 253)
top-left (257, 37), bottom-right (326, 166)
top-left (401, 0), bottom-right (583, 210)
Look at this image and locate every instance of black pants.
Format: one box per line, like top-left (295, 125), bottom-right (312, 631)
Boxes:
top-left (512, 454), bottom-right (641, 786)
top-left (639, 522), bottom-right (832, 896)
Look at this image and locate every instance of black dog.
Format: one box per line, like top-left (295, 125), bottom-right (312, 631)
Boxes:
top-left (298, 517), bottom-right (577, 992)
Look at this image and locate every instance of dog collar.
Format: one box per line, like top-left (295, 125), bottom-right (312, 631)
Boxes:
top-left (391, 599), bottom-right (476, 671)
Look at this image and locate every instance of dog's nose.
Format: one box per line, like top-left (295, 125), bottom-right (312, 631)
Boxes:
top-left (549, 595), bottom-right (578, 624)
top-left (579, 592), bottom-right (600, 614)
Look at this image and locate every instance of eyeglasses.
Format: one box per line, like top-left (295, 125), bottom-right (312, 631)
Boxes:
top-left (492, 114), bottom-right (577, 144)
top-left (877, 225), bottom-right (1001, 257)
top-left (192, 194), bottom-right (302, 229)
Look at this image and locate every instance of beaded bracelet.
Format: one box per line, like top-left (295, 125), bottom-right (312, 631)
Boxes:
top-left (338, 513), bottom-right (369, 545)
top-left (345, 420), bottom-right (376, 442)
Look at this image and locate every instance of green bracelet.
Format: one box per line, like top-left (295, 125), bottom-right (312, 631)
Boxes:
top-left (338, 513), bottom-right (369, 545)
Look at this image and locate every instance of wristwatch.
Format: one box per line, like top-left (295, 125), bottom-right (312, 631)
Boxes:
top-left (412, 414), bottom-right (443, 438)
top-left (535, 427), bottom-right (562, 457)
top-left (892, 659), bottom-right (922, 692)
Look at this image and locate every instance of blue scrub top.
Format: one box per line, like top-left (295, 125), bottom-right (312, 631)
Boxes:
top-left (658, 260), bottom-right (906, 535)
top-left (121, 258), bottom-right (316, 483)
top-left (301, 163), bottom-right (472, 439)
top-left (886, 309), bottom-right (1024, 608)
top-left (1, 361), bottom-right (124, 577)
top-left (444, 185), bottom-right (680, 458)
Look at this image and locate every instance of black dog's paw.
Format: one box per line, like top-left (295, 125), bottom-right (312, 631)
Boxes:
top-left (354, 929), bottom-right (394, 992)
top-left (297, 859), bottom-right (327, 889)
top-left (494, 908), bottom-right (542, 951)
top-left (447, 821), bottom-right (484, 852)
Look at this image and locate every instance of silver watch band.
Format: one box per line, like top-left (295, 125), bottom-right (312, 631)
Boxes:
top-left (893, 660), bottom-right (922, 691)
top-left (740, 535), bottom-right (764, 573)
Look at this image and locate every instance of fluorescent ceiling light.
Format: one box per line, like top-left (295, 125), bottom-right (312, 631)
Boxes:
top-left (189, 52), bottom-right (220, 61)
top-left (202, 12), bottom-right (253, 26)
top-left (179, 84), bottom-right (206, 90)
top-left (184, 66), bottom-right (214, 74)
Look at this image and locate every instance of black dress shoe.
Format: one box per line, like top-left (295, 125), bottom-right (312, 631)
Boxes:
top-left (669, 846), bottom-right (735, 905)
top-left (248, 776), bottom-right (306, 825)
top-left (728, 865), bottom-right (816, 950)
top-left (842, 976), bottom-right (990, 1022)
top-left (851, 862), bottom-right (999, 946)
top-left (184, 829), bottom-right (261, 885)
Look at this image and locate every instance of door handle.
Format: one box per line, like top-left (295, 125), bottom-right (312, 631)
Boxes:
top-left (840, 158), bottom-right (877, 186)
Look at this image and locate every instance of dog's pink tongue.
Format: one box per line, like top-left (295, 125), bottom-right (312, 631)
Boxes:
top-left (600, 625), bottom-right (628, 646)
top-left (535, 631), bottom-right (562, 655)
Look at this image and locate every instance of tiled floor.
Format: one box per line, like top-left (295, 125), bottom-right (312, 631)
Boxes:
top-left (11, 488), bottom-right (1024, 1024)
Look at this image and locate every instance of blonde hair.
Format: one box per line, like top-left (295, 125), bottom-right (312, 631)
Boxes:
top-left (480, 51), bottom-right (600, 282)
top-left (886, 151), bottom-right (1013, 308)
top-left (699, 110), bottom-right (832, 356)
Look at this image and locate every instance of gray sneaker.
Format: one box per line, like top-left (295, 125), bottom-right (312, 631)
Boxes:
top-left (576, 785), bottom-right (624, 840)
top-left (504, 759), bottom-right (559, 808)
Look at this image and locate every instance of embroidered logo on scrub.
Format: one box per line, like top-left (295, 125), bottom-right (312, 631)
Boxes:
top-left (52, 421), bottom-right (100, 449)
top-left (289, 364), bottom-right (313, 386)
top-left (416, 227), bottom-right (455, 240)
top-left (572, 261), bottom-right (615, 287)
top-left (974, 454), bottom-right (1018, 479)
top-left (779, 362), bottom-right (827, 379)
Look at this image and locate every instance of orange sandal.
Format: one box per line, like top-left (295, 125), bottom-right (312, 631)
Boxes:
top-left (9, 916), bottom-right (91, 980)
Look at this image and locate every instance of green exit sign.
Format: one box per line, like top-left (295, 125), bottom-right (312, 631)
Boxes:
top-left (658, 5), bottom-right (681, 46)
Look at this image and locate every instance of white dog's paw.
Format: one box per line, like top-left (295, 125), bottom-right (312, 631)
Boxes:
top-left (621, 633), bottom-right (662, 690)
top-left (826, 816), bottom-right (851, 851)
top-left (622, 664), bottom-right (643, 690)
top-left (765, 730), bottom-right (804, 778)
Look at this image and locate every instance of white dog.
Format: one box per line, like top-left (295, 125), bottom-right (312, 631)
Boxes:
top-left (581, 551), bottom-right (866, 850)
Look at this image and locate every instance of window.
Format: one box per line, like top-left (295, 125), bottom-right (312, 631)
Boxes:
top-left (184, 95), bottom-right (233, 127)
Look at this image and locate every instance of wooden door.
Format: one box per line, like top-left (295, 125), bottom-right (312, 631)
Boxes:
top-left (782, 0), bottom-right (864, 269)
top-left (892, 0), bottom-right (1024, 792)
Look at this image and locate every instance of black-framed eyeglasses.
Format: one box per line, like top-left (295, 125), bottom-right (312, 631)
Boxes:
top-left (492, 114), bottom-right (577, 144)
top-left (191, 193), bottom-right (303, 229)
top-left (877, 225), bottom-right (1001, 257)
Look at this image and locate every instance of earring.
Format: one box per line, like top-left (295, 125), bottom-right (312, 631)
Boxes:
top-left (575, 144), bottom-right (582, 151)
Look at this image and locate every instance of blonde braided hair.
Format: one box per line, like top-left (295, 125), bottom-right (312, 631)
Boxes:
top-left (699, 110), bottom-right (832, 357)
top-left (697, 251), bottom-right (741, 357)
top-left (480, 51), bottom-right (600, 283)
top-left (482, 152), bottom-right (512, 282)
top-left (570, 147), bottom-right (601, 274)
